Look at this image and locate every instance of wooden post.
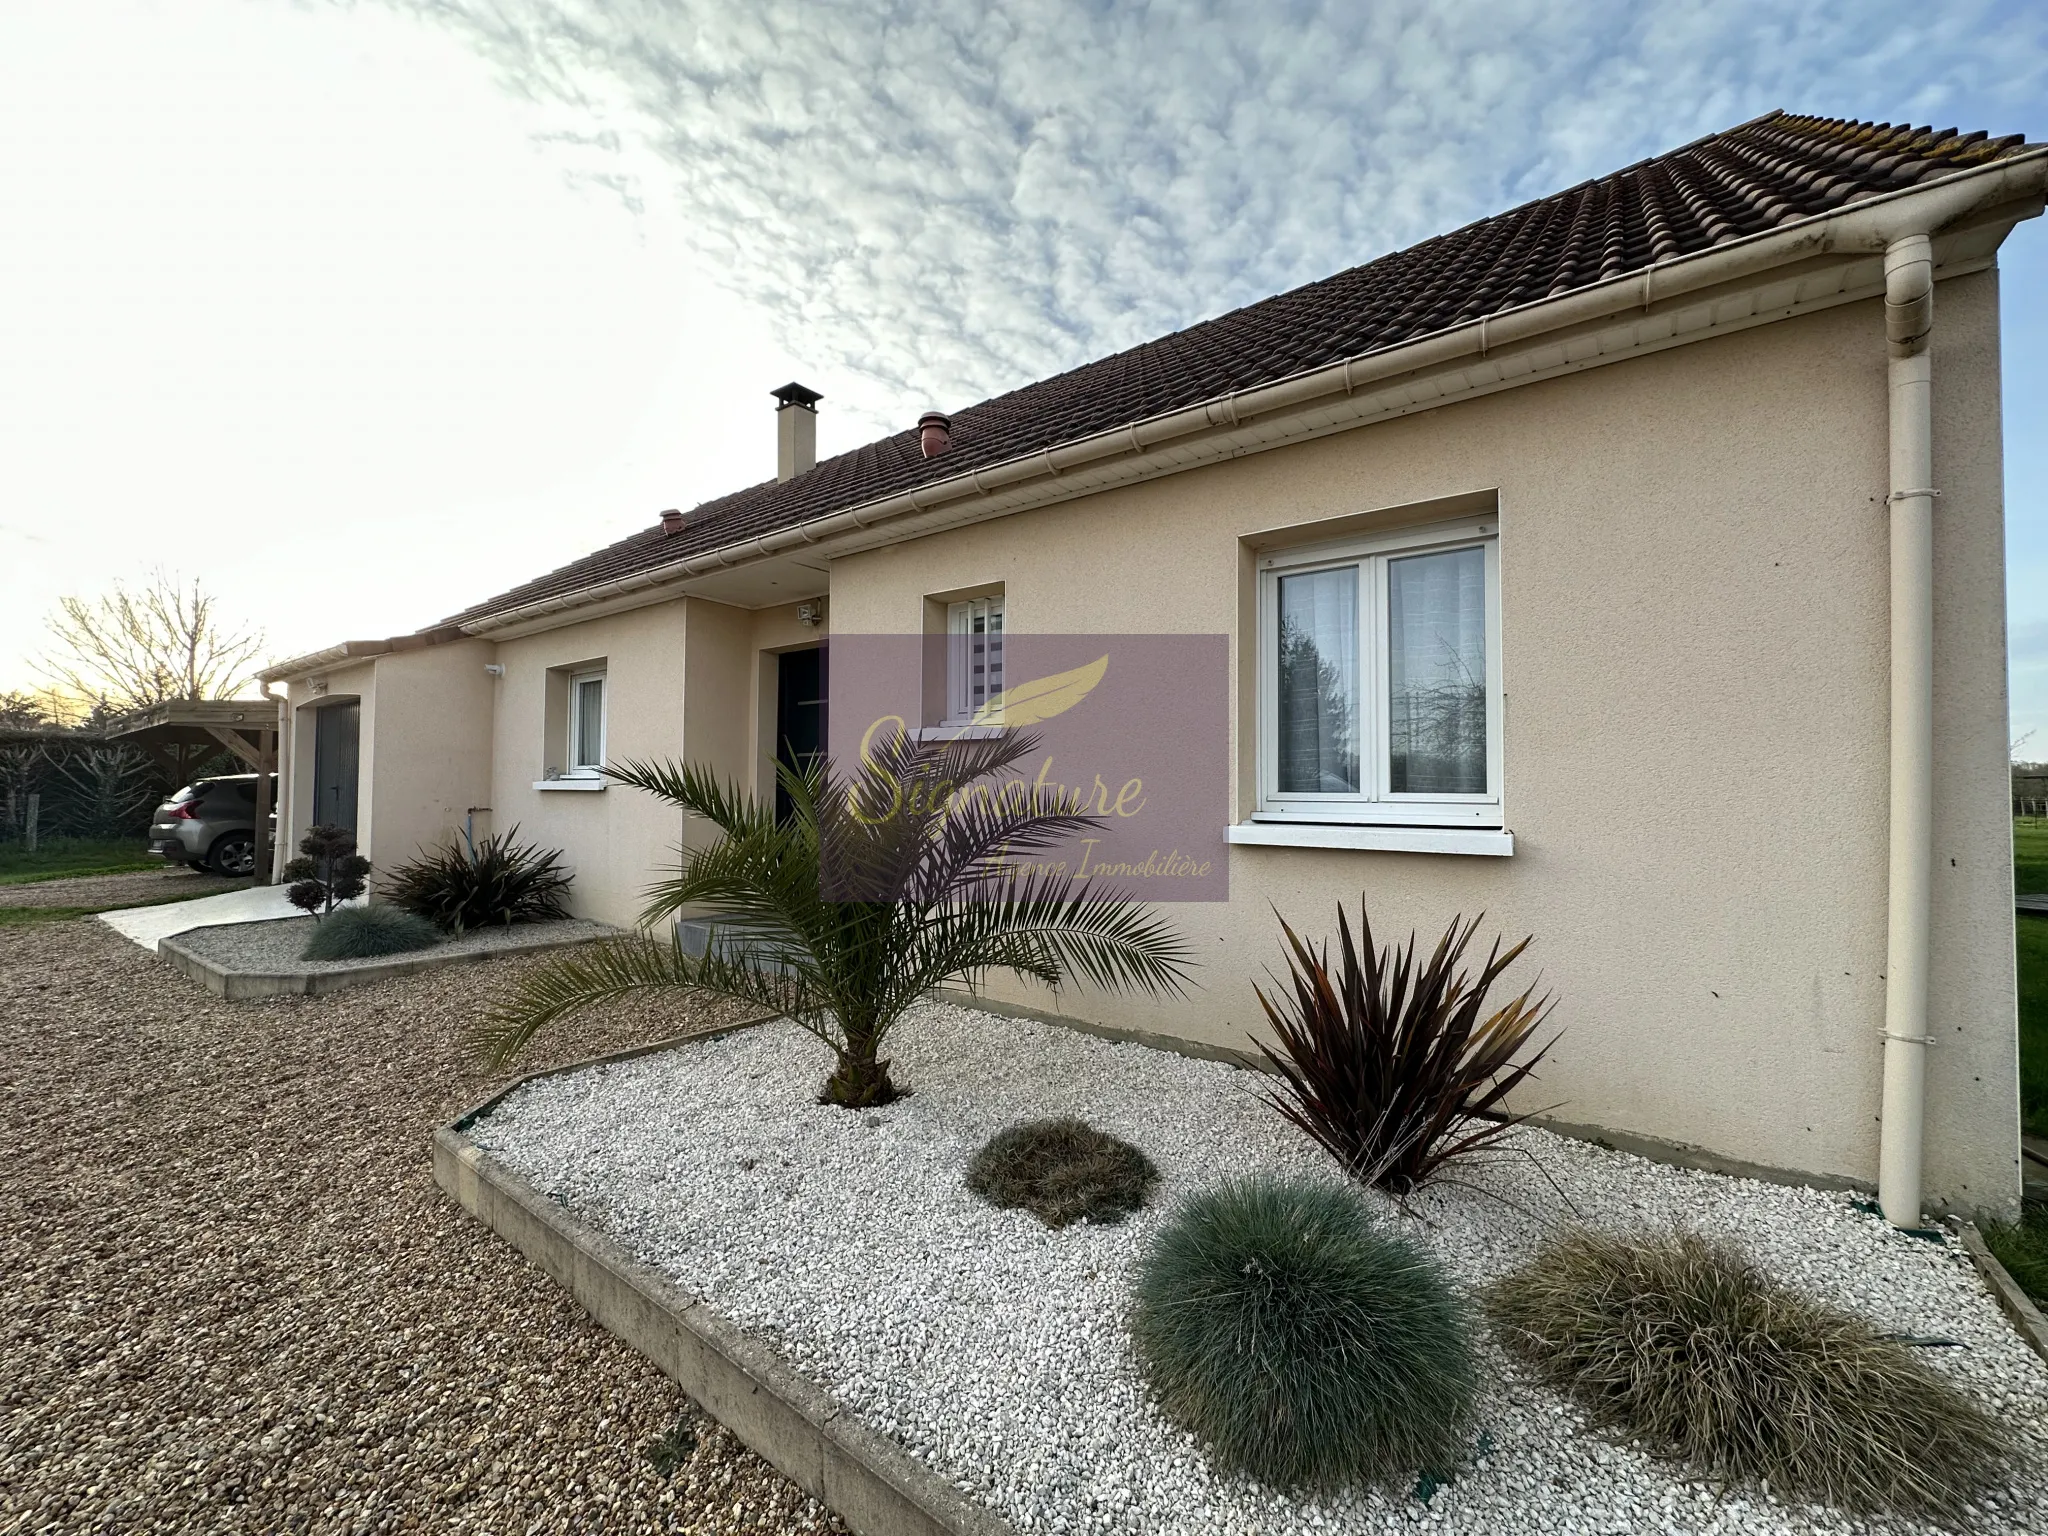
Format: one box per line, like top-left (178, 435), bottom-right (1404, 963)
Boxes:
top-left (251, 729), bottom-right (274, 885)
top-left (24, 792), bottom-right (38, 853)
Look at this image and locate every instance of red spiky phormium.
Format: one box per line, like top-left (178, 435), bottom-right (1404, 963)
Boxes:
top-left (1253, 906), bottom-right (1558, 1194)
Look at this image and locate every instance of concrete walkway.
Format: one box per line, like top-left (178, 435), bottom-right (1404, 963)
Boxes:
top-left (97, 884), bottom-right (342, 952)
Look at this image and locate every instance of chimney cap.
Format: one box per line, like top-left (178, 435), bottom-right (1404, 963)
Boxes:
top-left (771, 381), bottom-right (823, 410)
top-left (659, 508), bottom-right (686, 534)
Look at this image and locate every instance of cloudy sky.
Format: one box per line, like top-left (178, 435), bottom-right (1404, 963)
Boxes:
top-left (1, 0), bottom-right (2045, 747)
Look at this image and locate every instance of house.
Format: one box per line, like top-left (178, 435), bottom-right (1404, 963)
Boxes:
top-left (260, 112), bottom-right (2042, 1221)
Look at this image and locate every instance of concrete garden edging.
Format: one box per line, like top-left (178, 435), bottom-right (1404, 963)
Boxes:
top-left (435, 1029), bottom-right (1019, 1536)
top-left (161, 923), bottom-right (614, 999)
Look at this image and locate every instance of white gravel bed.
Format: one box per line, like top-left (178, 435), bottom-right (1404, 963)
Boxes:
top-left (169, 913), bottom-right (620, 973)
top-left (472, 1003), bottom-right (2048, 1536)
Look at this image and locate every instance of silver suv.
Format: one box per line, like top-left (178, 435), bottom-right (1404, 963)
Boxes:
top-left (148, 775), bottom-right (278, 877)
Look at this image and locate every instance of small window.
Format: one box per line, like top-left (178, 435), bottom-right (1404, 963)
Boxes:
top-left (568, 670), bottom-right (607, 773)
top-left (1258, 519), bottom-right (1501, 826)
top-left (945, 596), bottom-right (1005, 724)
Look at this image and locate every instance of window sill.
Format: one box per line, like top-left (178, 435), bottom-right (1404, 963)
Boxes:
top-left (909, 724), bottom-right (1006, 741)
top-left (1228, 822), bottom-right (1513, 856)
top-left (534, 777), bottom-right (606, 792)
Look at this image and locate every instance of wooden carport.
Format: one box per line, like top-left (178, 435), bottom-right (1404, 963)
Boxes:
top-left (107, 699), bottom-right (283, 882)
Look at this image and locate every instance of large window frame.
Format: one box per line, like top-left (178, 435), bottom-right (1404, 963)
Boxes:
top-left (1256, 517), bottom-right (1502, 827)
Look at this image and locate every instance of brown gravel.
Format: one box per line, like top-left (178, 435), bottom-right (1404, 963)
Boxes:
top-left (0, 867), bottom-right (245, 910)
top-left (0, 918), bottom-right (842, 1535)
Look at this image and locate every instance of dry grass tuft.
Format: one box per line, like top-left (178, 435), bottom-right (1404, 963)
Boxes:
top-left (1487, 1228), bottom-right (2012, 1520)
top-left (964, 1117), bottom-right (1158, 1227)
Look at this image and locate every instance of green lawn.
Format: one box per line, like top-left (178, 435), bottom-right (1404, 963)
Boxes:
top-left (2023, 911), bottom-right (2048, 1140)
top-left (1983, 1204), bottom-right (2048, 1304)
top-left (0, 837), bottom-right (155, 885)
top-left (2021, 819), bottom-right (2048, 1138)
top-left (2019, 817), bottom-right (2048, 898)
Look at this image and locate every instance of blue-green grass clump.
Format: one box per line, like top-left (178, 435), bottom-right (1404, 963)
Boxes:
top-left (301, 904), bottom-right (443, 961)
top-left (1130, 1175), bottom-right (1476, 1489)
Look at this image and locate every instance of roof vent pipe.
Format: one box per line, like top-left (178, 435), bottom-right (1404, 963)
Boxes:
top-left (659, 508), bottom-right (685, 534)
top-left (919, 411), bottom-right (952, 459)
top-left (772, 382), bottom-right (822, 482)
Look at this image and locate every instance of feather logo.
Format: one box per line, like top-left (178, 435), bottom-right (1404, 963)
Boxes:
top-left (973, 654), bottom-right (1109, 727)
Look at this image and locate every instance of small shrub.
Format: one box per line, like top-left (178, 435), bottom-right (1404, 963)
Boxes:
top-left (965, 1117), bottom-right (1157, 1227)
top-left (386, 827), bottom-right (572, 934)
top-left (1130, 1174), bottom-right (1476, 1490)
top-left (1982, 1205), bottom-right (2048, 1306)
top-left (1254, 904), bottom-right (1557, 1194)
top-left (1487, 1228), bottom-right (2012, 1519)
top-left (284, 824), bottom-right (369, 918)
top-left (300, 904), bottom-right (442, 961)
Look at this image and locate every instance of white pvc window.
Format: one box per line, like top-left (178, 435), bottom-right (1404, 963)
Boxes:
top-left (945, 596), bottom-right (1005, 724)
top-left (568, 670), bottom-right (607, 774)
top-left (1257, 518), bottom-right (1501, 826)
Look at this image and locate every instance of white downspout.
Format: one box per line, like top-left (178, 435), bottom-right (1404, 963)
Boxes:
top-left (1878, 232), bottom-right (1936, 1227)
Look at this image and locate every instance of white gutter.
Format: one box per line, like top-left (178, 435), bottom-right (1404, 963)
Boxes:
top-left (1878, 232), bottom-right (1939, 1227)
top-left (459, 149), bottom-right (2048, 639)
top-left (258, 625), bottom-right (471, 685)
top-left (1844, 161), bottom-right (2048, 1226)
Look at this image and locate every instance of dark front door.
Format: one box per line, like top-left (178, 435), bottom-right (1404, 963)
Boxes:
top-left (312, 700), bottom-right (360, 835)
top-left (775, 646), bottom-right (827, 824)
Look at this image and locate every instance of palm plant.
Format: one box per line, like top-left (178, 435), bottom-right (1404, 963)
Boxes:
top-left (1254, 905), bottom-right (1557, 1194)
top-left (475, 728), bottom-right (1193, 1107)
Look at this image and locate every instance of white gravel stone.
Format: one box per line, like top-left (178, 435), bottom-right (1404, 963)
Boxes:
top-left (472, 1002), bottom-right (2048, 1535)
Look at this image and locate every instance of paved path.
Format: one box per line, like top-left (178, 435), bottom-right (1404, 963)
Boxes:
top-left (97, 881), bottom-right (322, 951)
top-left (0, 917), bottom-right (830, 1535)
top-left (2020, 893), bottom-right (2048, 916)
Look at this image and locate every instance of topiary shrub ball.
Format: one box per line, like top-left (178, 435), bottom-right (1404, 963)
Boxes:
top-left (301, 904), bottom-right (444, 962)
top-left (1130, 1175), bottom-right (1476, 1489)
top-left (965, 1117), bottom-right (1157, 1228)
top-left (1487, 1228), bottom-right (2012, 1520)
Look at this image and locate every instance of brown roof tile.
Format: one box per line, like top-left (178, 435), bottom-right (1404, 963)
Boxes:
top-left (445, 111), bottom-right (2034, 628)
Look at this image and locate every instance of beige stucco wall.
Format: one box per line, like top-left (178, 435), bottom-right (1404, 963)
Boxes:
top-left (489, 602), bottom-right (690, 926)
top-left (827, 275), bottom-right (2019, 1213)
top-left (473, 597), bottom-right (824, 926)
top-left (276, 644), bottom-right (492, 890)
top-left (280, 659), bottom-right (376, 856)
top-left (361, 640), bottom-right (495, 888)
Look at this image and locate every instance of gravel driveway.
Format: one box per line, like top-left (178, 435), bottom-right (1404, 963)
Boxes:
top-left (0, 867), bottom-right (243, 910)
top-left (0, 918), bottom-right (840, 1535)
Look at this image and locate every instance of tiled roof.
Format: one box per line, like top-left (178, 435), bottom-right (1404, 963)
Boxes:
top-left (445, 111), bottom-right (2034, 628)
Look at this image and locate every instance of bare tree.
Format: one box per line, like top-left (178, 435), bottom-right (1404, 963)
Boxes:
top-left (0, 691), bottom-right (58, 730)
top-left (37, 573), bottom-right (264, 718)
